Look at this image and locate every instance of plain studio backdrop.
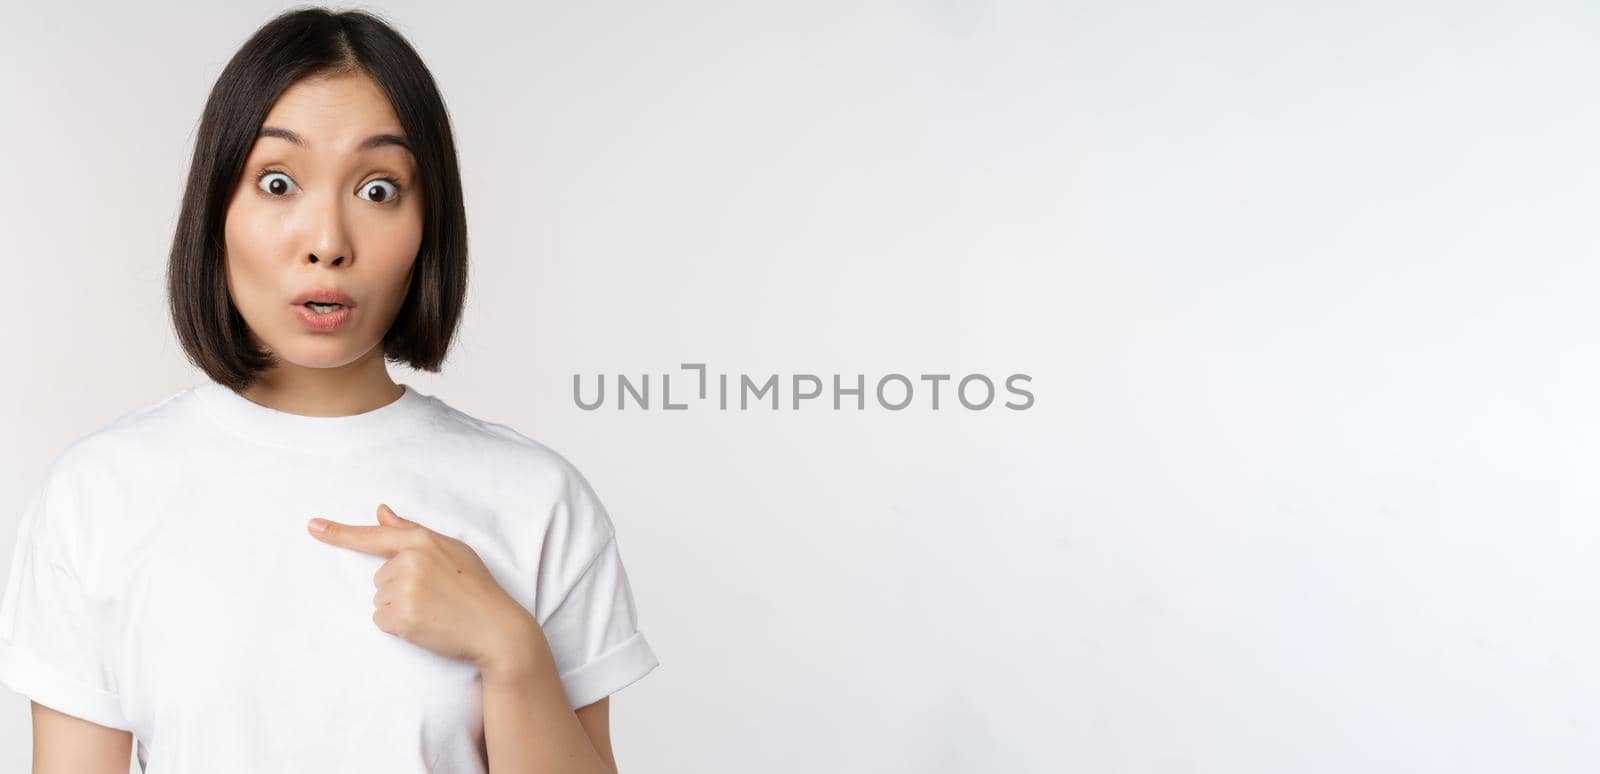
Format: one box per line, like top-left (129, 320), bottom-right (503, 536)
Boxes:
top-left (2, 1), bottom-right (1596, 771)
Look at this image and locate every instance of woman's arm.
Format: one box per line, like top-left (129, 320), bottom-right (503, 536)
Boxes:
top-left (30, 702), bottom-right (132, 774)
top-left (480, 607), bottom-right (620, 774)
top-left (305, 508), bottom-right (629, 772)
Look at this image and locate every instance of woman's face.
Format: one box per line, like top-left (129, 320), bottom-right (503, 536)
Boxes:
top-left (223, 70), bottom-right (424, 371)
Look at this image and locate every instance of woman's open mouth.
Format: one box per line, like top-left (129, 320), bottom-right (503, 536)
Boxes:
top-left (295, 301), bottom-right (352, 332)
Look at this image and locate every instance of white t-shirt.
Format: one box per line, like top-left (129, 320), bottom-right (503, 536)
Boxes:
top-left (0, 380), bottom-right (659, 772)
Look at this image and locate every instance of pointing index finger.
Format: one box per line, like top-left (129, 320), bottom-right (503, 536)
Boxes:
top-left (308, 518), bottom-right (410, 557)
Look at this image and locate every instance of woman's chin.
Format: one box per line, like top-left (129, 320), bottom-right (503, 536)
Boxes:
top-left (273, 338), bottom-right (374, 370)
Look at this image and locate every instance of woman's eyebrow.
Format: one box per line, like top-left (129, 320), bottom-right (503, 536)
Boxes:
top-left (258, 125), bottom-right (411, 152)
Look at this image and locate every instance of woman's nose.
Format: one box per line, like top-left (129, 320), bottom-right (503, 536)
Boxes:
top-left (302, 191), bottom-right (352, 267)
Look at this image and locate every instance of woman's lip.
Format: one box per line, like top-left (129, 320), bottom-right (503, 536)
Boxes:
top-left (295, 303), bottom-right (353, 332)
top-left (291, 289), bottom-right (358, 307)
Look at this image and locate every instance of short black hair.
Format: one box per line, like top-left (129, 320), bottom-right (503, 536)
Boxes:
top-left (167, 6), bottom-right (468, 390)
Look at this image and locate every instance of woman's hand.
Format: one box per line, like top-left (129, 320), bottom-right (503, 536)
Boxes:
top-left (307, 504), bottom-right (543, 677)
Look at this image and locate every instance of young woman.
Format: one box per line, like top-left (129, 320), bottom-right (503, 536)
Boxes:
top-left (0, 8), bottom-right (658, 773)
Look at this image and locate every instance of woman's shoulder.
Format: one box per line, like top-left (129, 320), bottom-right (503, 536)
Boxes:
top-left (43, 384), bottom-right (198, 474)
top-left (423, 393), bottom-right (593, 485)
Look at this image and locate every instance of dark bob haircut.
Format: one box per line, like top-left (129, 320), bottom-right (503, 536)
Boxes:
top-left (167, 6), bottom-right (468, 391)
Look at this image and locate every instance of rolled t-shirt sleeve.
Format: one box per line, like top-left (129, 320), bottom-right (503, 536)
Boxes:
top-left (0, 458), bottom-right (129, 731)
top-left (533, 462), bottom-right (659, 710)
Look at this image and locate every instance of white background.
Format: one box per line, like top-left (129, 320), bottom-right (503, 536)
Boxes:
top-left (2, 1), bottom-right (1597, 771)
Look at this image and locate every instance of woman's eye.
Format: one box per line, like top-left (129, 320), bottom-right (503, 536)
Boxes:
top-left (359, 179), bottom-right (401, 204)
top-left (257, 171), bottom-right (298, 197)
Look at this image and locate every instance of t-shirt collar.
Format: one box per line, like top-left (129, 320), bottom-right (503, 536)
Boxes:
top-left (192, 379), bottom-right (436, 453)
